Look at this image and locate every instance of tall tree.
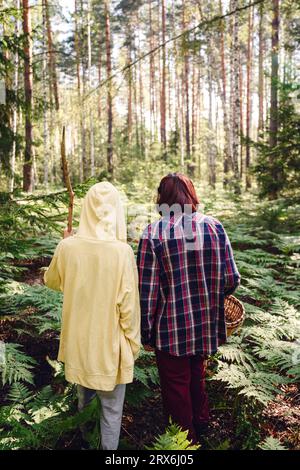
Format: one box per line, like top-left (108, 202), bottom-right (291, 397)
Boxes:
top-left (231, 0), bottom-right (241, 191)
top-left (44, 0), bottom-right (59, 111)
top-left (22, 0), bottom-right (34, 192)
top-left (9, 0), bottom-right (21, 192)
top-left (269, 0), bottom-right (279, 149)
top-left (160, 0), bottom-right (167, 152)
top-left (182, 1), bottom-right (190, 159)
top-left (87, 0), bottom-right (95, 177)
top-left (218, 0), bottom-right (231, 187)
top-left (148, 0), bottom-right (155, 141)
top-left (42, 0), bottom-right (49, 186)
top-left (258, 1), bottom-right (265, 134)
top-left (269, 0), bottom-right (280, 198)
top-left (245, 4), bottom-right (254, 189)
top-left (105, 0), bottom-right (113, 177)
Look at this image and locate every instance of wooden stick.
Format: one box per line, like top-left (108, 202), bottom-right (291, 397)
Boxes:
top-left (61, 126), bottom-right (74, 233)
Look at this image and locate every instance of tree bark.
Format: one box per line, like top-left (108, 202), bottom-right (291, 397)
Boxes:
top-left (269, 0), bottom-right (279, 149)
top-left (10, 0), bottom-right (21, 192)
top-left (74, 0), bottom-right (83, 181)
top-left (160, 0), bottom-right (167, 151)
top-left (258, 1), bottom-right (265, 134)
top-left (182, 1), bottom-right (190, 158)
top-left (219, 0), bottom-right (231, 188)
top-left (87, 0), bottom-right (95, 177)
top-left (22, 0), bottom-right (34, 192)
top-left (231, 0), bottom-right (241, 192)
top-left (42, 0), bottom-right (49, 187)
top-left (44, 0), bottom-right (59, 111)
top-left (148, 0), bottom-right (155, 142)
top-left (127, 43), bottom-right (133, 145)
top-left (245, 5), bottom-right (254, 189)
top-left (105, 0), bottom-right (113, 177)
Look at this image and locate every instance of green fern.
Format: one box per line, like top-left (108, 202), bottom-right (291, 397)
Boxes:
top-left (1, 343), bottom-right (36, 385)
top-left (259, 436), bottom-right (288, 450)
top-left (147, 423), bottom-right (200, 450)
top-left (134, 347), bottom-right (159, 389)
top-left (7, 382), bottom-right (34, 405)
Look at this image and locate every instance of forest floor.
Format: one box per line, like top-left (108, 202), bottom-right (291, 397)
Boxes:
top-left (0, 191), bottom-right (299, 450)
top-left (0, 249), bottom-right (299, 450)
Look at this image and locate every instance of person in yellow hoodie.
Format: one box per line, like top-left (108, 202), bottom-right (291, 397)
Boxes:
top-left (44, 182), bottom-right (141, 450)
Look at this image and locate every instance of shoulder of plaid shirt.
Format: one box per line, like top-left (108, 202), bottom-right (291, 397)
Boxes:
top-left (136, 212), bottom-right (241, 351)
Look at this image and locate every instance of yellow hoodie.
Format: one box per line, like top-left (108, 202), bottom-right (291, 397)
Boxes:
top-left (44, 182), bottom-right (141, 391)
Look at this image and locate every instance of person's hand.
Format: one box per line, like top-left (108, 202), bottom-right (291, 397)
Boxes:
top-left (63, 227), bottom-right (74, 239)
top-left (143, 344), bottom-right (155, 353)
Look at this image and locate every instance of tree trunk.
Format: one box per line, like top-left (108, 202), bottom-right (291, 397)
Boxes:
top-left (258, 1), bottom-right (265, 134)
top-left (10, 0), bottom-right (21, 192)
top-left (22, 0), bottom-right (34, 192)
top-left (98, 36), bottom-right (102, 119)
top-left (81, 0), bottom-right (88, 180)
top-left (219, 0), bottom-right (231, 188)
top-left (269, 0), bottom-right (279, 149)
top-left (245, 5), bottom-right (254, 189)
top-left (127, 44), bottom-right (133, 145)
top-left (74, 0), bottom-right (83, 181)
top-left (105, 0), bottom-right (113, 177)
top-left (149, 0), bottom-right (156, 141)
top-left (182, 2), bottom-right (190, 158)
top-left (231, 0), bottom-right (241, 192)
top-left (42, 0), bottom-right (49, 187)
top-left (207, 66), bottom-right (216, 188)
top-left (191, 48), bottom-right (196, 158)
top-left (44, 0), bottom-right (59, 111)
top-left (138, 20), bottom-right (145, 154)
top-left (269, 0), bottom-right (280, 199)
top-left (87, 0), bottom-right (95, 177)
top-left (160, 0), bottom-right (167, 152)
top-left (239, 50), bottom-right (243, 179)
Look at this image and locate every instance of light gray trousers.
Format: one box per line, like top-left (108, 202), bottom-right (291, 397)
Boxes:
top-left (77, 384), bottom-right (126, 450)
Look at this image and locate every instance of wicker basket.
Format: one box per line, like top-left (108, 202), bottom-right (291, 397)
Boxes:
top-left (225, 295), bottom-right (245, 336)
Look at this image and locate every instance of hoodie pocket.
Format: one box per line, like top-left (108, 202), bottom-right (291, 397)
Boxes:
top-left (119, 330), bottom-right (134, 369)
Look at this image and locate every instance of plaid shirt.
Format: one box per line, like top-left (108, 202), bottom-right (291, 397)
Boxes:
top-left (137, 212), bottom-right (241, 356)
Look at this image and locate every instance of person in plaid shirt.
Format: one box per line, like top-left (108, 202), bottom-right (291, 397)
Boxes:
top-left (137, 173), bottom-right (241, 444)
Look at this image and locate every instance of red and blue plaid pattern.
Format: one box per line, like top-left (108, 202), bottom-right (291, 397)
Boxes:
top-left (137, 212), bottom-right (241, 356)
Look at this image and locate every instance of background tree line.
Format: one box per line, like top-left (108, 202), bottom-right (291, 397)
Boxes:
top-left (0, 0), bottom-right (299, 199)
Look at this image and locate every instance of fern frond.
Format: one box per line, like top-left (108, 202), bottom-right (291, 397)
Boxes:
top-left (147, 423), bottom-right (200, 450)
top-left (1, 343), bottom-right (36, 385)
top-left (259, 436), bottom-right (287, 450)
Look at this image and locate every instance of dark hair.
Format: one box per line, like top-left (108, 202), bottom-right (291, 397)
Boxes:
top-left (157, 173), bottom-right (199, 213)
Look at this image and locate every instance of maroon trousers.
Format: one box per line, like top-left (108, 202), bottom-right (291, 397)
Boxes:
top-left (155, 349), bottom-right (209, 444)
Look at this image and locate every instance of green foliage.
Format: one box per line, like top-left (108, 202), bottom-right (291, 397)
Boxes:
top-left (259, 436), bottom-right (288, 451)
top-left (0, 283), bottom-right (63, 335)
top-left (126, 347), bottom-right (160, 406)
top-left (251, 83), bottom-right (300, 199)
top-left (147, 423), bottom-right (200, 451)
top-left (1, 343), bottom-right (36, 386)
top-left (134, 348), bottom-right (159, 388)
top-left (0, 8), bottom-right (24, 175)
top-left (0, 386), bottom-right (99, 450)
top-left (1, 189), bottom-right (300, 450)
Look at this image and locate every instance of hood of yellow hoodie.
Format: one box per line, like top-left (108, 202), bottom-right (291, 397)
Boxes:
top-left (76, 182), bottom-right (127, 242)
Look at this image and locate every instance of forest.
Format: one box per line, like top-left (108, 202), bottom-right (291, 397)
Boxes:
top-left (0, 0), bottom-right (299, 451)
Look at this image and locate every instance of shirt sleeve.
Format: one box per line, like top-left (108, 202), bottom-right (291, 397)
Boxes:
top-left (118, 248), bottom-right (141, 360)
top-left (224, 230), bottom-right (241, 296)
top-left (43, 243), bottom-right (63, 292)
top-left (137, 236), bottom-right (160, 346)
